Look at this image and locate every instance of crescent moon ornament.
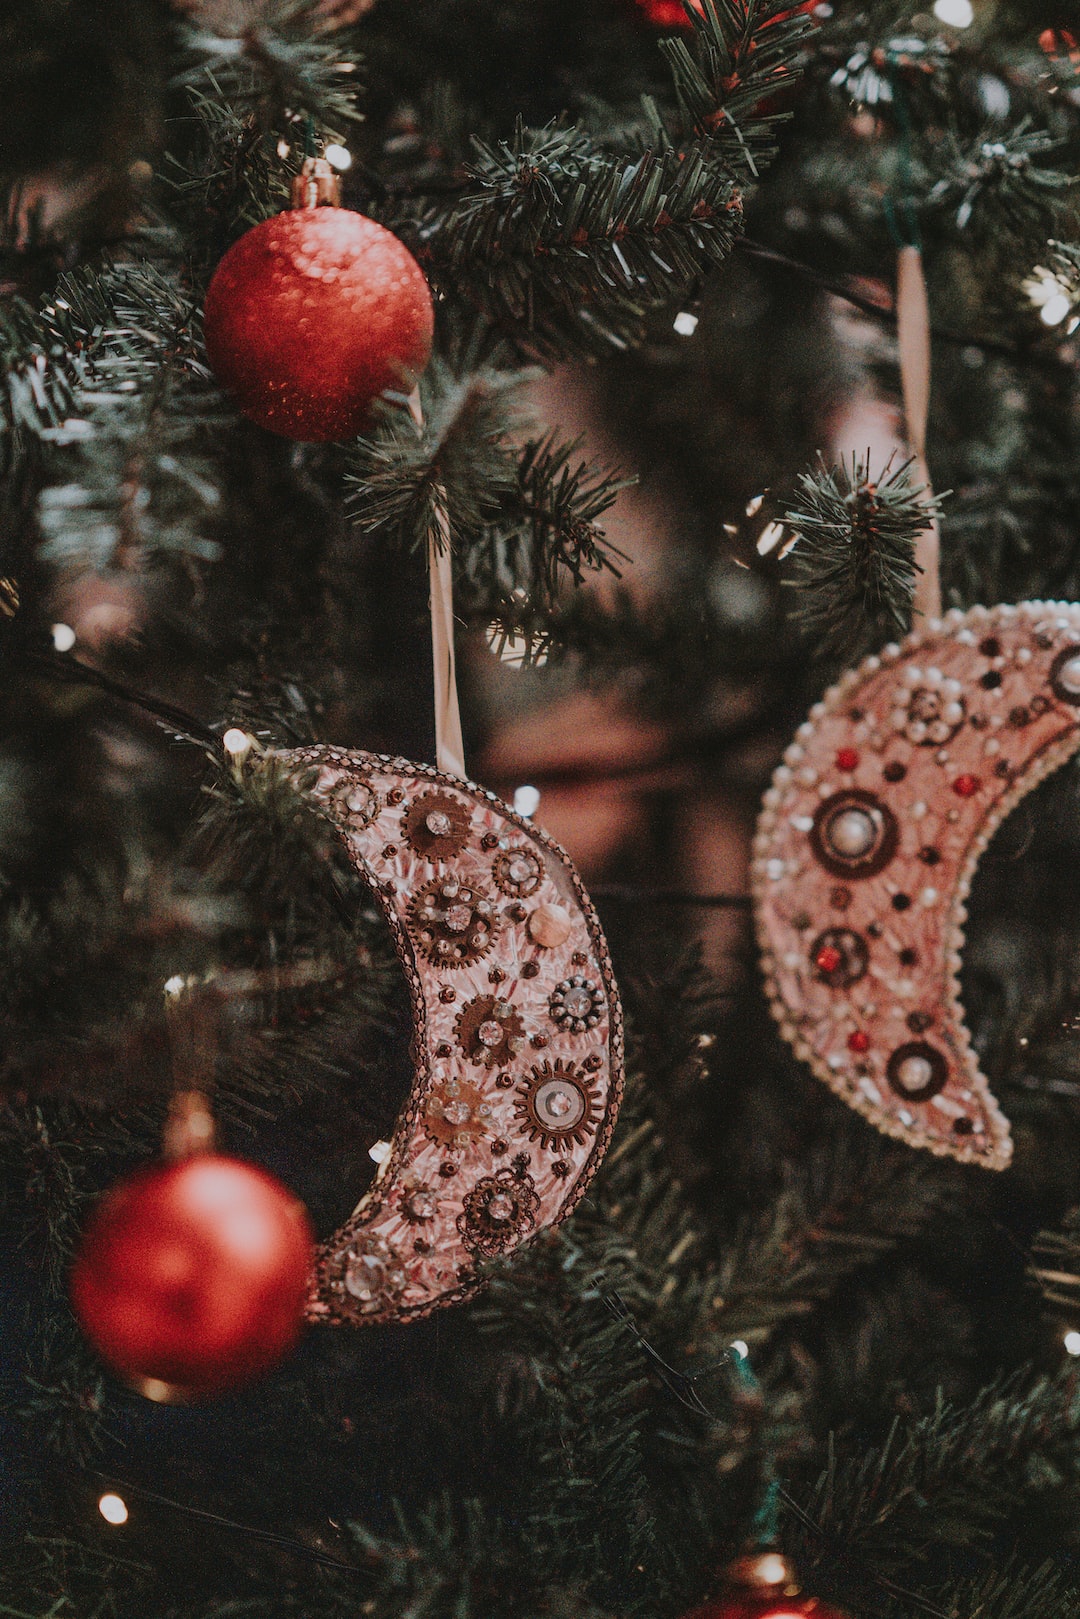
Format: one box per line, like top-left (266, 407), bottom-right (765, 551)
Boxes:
top-left (280, 746), bottom-right (624, 1323)
top-left (752, 601), bottom-right (1080, 1169)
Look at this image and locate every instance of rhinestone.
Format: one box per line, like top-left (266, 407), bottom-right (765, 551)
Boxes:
top-left (508, 855), bottom-right (535, 884)
top-left (562, 986), bottom-right (595, 1019)
top-left (345, 787), bottom-right (372, 814)
top-left (443, 1100), bottom-right (473, 1126)
top-left (487, 1191), bottom-right (516, 1223)
top-left (344, 1251), bottom-right (388, 1304)
top-left (405, 1189), bottom-right (437, 1221)
top-left (444, 904), bottom-right (473, 933)
top-left (545, 1089), bottom-right (573, 1118)
top-left (826, 807), bottom-right (877, 859)
top-left (425, 810), bottom-right (452, 836)
top-left (477, 1020), bottom-right (504, 1047)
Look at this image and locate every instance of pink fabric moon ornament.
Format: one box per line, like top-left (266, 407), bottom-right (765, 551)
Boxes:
top-left (752, 602), bottom-right (1080, 1169)
top-left (282, 746), bottom-right (624, 1323)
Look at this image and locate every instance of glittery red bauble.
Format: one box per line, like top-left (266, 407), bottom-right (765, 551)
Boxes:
top-left (70, 1155), bottom-right (315, 1400)
top-left (683, 1595), bottom-right (850, 1619)
top-left (630, 0), bottom-right (816, 29)
top-left (203, 207), bottom-right (434, 442)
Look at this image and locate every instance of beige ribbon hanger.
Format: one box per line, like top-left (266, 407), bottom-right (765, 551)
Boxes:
top-left (408, 391), bottom-right (466, 780)
top-left (896, 244), bottom-right (942, 623)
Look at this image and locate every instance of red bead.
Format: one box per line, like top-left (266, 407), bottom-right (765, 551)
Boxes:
top-left (204, 208), bottom-right (434, 442)
top-left (952, 774), bottom-right (981, 797)
top-left (835, 747), bottom-right (860, 772)
top-left (70, 1156), bottom-right (314, 1400)
top-left (816, 945), bottom-right (842, 974)
top-left (847, 1030), bottom-right (870, 1053)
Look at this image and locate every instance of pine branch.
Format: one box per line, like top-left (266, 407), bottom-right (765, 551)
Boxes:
top-left (1031, 1207), bottom-right (1080, 1316)
top-left (927, 121), bottom-right (1074, 234)
top-left (782, 454), bottom-right (940, 660)
top-left (174, 0), bottom-right (363, 137)
top-left (788, 1369), bottom-right (1080, 1582)
top-left (421, 124), bottom-right (745, 359)
top-left (660, 0), bottom-right (814, 182)
top-left (344, 365), bottom-right (627, 618)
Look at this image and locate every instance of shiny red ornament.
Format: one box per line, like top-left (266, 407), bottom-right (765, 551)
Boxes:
top-left (70, 1155), bottom-right (315, 1400)
top-left (834, 748), bottom-right (859, 772)
top-left (630, 0), bottom-right (817, 30)
top-left (682, 1552), bottom-right (850, 1619)
top-left (203, 207), bottom-right (434, 442)
top-left (683, 1595), bottom-right (849, 1619)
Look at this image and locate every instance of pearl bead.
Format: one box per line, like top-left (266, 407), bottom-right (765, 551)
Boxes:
top-left (827, 808), bottom-right (877, 859)
top-left (1057, 654), bottom-right (1080, 696)
top-left (895, 1054), bottom-right (933, 1094)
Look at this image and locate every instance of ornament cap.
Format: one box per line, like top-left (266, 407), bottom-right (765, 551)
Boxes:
top-left (726, 1553), bottom-right (800, 1597)
top-left (290, 156), bottom-right (342, 209)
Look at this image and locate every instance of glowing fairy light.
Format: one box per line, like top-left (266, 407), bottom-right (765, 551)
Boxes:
top-left (673, 311), bottom-right (699, 337)
top-left (730, 1339), bottom-right (749, 1360)
top-left (222, 728), bottom-right (254, 764)
top-left (98, 1493), bottom-right (128, 1525)
top-left (513, 785), bottom-right (541, 818)
top-left (51, 623), bottom-right (76, 652)
top-left (1064, 1330), bottom-right (1080, 1356)
top-left (933, 0), bottom-right (973, 25)
top-left (324, 144), bottom-right (353, 171)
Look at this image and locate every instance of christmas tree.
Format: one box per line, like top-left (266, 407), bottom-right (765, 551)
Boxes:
top-left (4, 1), bottom-right (1080, 1615)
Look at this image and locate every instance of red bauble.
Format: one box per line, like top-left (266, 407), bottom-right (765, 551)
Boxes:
top-left (682, 1556), bottom-right (849, 1619)
top-left (71, 1155), bottom-right (315, 1400)
top-left (203, 207), bottom-right (434, 442)
top-left (630, 0), bottom-right (817, 29)
top-left (632, 0), bottom-right (702, 25)
top-left (684, 1595), bottom-right (849, 1619)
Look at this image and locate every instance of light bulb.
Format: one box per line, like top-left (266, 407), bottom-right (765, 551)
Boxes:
top-left (1040, 293), bottom-right (1071, 327)
top-left (1064, 1330), bottom-right (1080, 1356)
top-left (730, 1339), bottom-right (749, 1359)
top-left (51, 622), bottom-right (76, 652)
top-left (222, 728), bottom-right (253, 762)
top-left (98, 1493), bottom-right (128, 1525)
top-left (513, 785), bottom-right (541, 818)
top-left (673, 311), bottom-right (699, 337)
top-left (933, 0), bottom-right (974, 25)
top-left (324, 143), bottom-right (352, 171)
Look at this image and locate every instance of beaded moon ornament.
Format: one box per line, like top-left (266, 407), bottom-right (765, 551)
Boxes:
top-left (283, 746), bottom-right (623, 1323)
top-left (752, 601), bottom-right (1080, 1169)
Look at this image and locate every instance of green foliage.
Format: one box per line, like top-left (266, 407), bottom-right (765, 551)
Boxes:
top-left (345, 364), bottom-right (627, 653)
top-left (783, 454), bottom-right (939, 659)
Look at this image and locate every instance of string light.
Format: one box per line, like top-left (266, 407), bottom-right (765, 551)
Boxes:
top-left (1023, 268), bottom-right (1078, 332)
top-left (752, 1554), bottom-right (789, 1587)
top-left (1040, 293), bottom-right (1071, 327)
top-left (1064, 1330), bottom-right (1080, 1356)
top-left (673, 311), bottom-right (699, 337)
top-left (324, 144), bottom-right (352, 171)
top-left (222, 728), bottom-right (254, 765)
top-left (933, 0), bottom-right (974, 25)
top-left (513, 785), bottom-right (541, 818)
top-left (51, 623), bottom-right (76, 652)
top-left (730, 1339), bottom-right (749, 1359)
top-left (98, 1493), bottom-right (128, 1525)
